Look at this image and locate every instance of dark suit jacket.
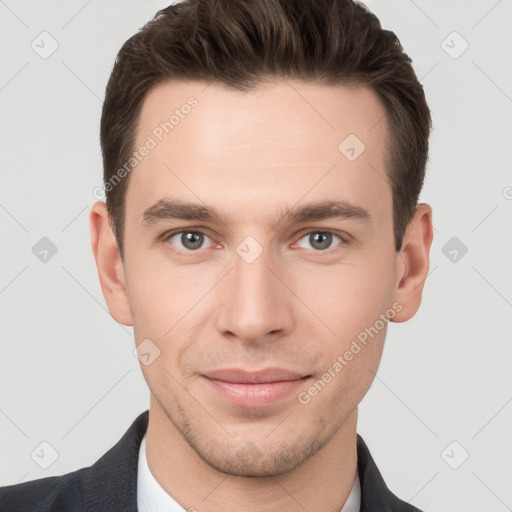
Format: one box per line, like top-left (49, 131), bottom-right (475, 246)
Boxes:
top-left (0, 410), bottom-right (423, 511)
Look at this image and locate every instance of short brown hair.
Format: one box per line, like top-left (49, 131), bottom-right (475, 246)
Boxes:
top-left (100, 0), bottom-right (431, 258)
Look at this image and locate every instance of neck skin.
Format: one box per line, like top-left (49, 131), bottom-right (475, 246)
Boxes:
top-left (144, 394), bottom-right (358, 512)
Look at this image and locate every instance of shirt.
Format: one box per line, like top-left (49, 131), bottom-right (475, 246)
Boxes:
top-left (137, 432), bottom-right (361, 511)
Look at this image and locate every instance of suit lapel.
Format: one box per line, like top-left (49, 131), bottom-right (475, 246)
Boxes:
top-left (357, 435), bottom-right (423, 512)
top-left (81, 410), bottom-right (149, 512)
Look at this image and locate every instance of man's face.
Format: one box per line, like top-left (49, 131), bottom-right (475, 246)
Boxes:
top-left (121, 79), bottom-right (402, 475)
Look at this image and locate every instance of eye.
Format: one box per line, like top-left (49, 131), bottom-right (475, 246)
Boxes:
top-left (162, 229), bottom-right (348, 255)
top-left (295, 231), bottom-right (345, 251)
top-left (166, 230), bottom-right (215, 252)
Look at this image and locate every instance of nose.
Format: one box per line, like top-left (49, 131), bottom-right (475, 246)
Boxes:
top-left (215, 242), bottom-right (295, 345)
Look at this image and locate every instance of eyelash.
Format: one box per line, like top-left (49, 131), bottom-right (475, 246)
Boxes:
top-left (160, 228), bottom-right (351, 256)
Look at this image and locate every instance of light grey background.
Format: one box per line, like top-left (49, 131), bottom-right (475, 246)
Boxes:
top-left (1, 1), bottom-right (511, 510)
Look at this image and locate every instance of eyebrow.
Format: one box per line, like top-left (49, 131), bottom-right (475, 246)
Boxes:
top-left (141, 198), bottom-right (371, 230)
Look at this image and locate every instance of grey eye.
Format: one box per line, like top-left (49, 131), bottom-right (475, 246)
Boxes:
top-left (296, 232), bottom-right (342, 251)
top-left (169, 231), bottom-right (211, 251)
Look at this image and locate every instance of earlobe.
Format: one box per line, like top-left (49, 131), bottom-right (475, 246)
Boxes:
top-left (391, 203), bottom-right (434, 323)
top-left (89, 201), bottom-right (133, 326)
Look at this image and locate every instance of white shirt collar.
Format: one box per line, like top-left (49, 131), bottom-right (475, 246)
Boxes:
top-left (137, 433), bottom-right (360, 512)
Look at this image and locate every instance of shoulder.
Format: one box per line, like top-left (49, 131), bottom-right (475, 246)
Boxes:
top-left (0, 410), bottom-right (149, 512)
top-left (356, 434), bottom-right (426, 512)
top-left (0, 468), bottom-right (89, 512)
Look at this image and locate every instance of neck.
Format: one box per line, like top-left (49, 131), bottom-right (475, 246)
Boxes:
top-left (145, 395), bottom-right (358, 512)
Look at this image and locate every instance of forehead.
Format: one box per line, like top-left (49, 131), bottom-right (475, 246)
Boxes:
top-left (136, 78), bottom-right (389, 157)
top-left (127, 78), bottom-right (392, 226)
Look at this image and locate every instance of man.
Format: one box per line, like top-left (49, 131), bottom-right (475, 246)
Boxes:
top-left (0, 0), bottom-right (433, 510)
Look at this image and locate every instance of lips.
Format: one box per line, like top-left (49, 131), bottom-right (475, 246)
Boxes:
top-left (203, 368), bottom-right (307, 384)
top-left (202, 368), bottom-right (311, 408)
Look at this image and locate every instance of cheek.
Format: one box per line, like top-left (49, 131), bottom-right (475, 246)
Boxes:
top-left (125, 256), bottom-right (220, 371)
top-left (295, 259), bottom-right (395, 342)
top-left (291, 258), bottom-right (394, 403)
top-left (124, 258), bottom-right (181, 340)
top-left (297, 326), bottom-right (386, 422)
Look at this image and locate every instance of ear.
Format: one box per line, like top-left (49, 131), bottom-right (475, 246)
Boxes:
top-left (89, 201), bottom-right (133, 326)
top-left (391, 203), bottom-right (434, 323)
